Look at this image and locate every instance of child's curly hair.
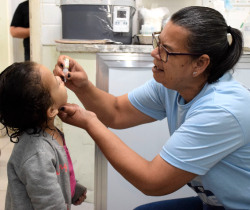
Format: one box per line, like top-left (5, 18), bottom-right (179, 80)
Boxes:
top-left (0, 61), bottom-right (54, 143)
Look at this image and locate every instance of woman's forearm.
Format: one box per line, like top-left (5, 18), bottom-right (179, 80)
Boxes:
top-left (10, 27), bottom-right (30, 39)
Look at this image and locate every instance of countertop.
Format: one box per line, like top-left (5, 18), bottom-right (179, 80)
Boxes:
top-left (56, 44), bottom-right (153, 53)
top-left (56, 43), bottom-right (250, 55)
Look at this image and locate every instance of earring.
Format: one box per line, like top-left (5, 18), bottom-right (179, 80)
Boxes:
top-left (193, 72), bottom-right (197, 75)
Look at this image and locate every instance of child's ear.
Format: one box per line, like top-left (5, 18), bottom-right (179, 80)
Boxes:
top-left (47, 107), bottom-right (58, 118)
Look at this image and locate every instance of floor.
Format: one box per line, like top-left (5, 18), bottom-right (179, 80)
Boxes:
top-left (0, 135), bottom-right (94, 210)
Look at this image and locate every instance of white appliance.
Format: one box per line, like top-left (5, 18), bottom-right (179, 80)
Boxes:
top-left (113, 6), bottom-right (130, 32)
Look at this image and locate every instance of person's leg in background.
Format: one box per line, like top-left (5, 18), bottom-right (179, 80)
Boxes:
top-left (134, 196), bottom-right (203, 210)
top-left (25, 49), bottom-right (30, 61)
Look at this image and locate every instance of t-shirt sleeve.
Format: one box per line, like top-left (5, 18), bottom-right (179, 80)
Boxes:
top-left (11, 4), bottom-right (24, 27)
top-left (160, 105), bottom-right (245, 175)
top-left (128, 78), bottom-right (166, 120)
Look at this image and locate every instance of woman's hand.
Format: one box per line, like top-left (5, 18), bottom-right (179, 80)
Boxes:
top-left (58, 103), bottom-right (97, 130)
top-left (53, 55), bottom-right (89, 93)
top-left (73, 191), bottom-right (87, 206)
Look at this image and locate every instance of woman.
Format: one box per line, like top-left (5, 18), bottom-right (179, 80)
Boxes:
top-left (54, 6), bottom-right (250, 210)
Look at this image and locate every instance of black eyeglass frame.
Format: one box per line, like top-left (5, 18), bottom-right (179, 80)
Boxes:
top-left (152, 33), bottom-right (203, 63)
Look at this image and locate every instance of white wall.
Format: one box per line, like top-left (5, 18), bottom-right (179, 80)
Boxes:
top-left (41, 0), bottom-right (62, 45)
top-left (0, 0), bottom-right (11, 138)
top-left (0, 0), bottom-right (11, 71)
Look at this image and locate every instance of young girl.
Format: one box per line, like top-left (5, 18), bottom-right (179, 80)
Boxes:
top-left (0, 61), bottom-right (87, 210)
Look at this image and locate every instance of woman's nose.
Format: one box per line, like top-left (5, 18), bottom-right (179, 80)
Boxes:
top-left (151, 47), bottom-right (161, 61)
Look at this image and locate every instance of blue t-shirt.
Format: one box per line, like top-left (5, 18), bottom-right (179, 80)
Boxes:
top-left (128, 73), bottom-right (250, 210)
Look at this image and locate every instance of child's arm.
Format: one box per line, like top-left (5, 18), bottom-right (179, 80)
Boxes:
top-left (19, 151), bottom-right (69, 210)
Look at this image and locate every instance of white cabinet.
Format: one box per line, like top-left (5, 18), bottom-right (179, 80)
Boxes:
top-left (232, 69), bottom-right (250, 87)
top-left (231, 55), bottom-right (250, 86)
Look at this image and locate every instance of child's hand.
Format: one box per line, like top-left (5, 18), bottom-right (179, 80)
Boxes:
top-left (73, 191), bottom-right (87, 206)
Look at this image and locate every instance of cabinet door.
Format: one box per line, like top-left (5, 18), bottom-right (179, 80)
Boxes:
top-left (107, 67), bottom-right (196, 210)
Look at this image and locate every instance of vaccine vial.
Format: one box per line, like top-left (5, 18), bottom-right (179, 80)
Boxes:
top-left (63, 58), bottom-right (69, 82)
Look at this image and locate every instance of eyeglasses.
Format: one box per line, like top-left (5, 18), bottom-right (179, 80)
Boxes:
top-left (152, 33), bottom-right (203, 63)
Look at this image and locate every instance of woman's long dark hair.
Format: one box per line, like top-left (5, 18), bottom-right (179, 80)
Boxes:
top-left (171, 6), bottom-right (243, 83)
top-left (0, 62), bottom-right (54, 143)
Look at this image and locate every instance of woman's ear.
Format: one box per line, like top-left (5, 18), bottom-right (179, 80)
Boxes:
top-left (47, 106), bottom-right (59, 118)
top-left (192, 54), bottom-right (210, 77)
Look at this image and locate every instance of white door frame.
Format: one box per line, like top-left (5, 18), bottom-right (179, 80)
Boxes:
top-left (29, 0), bottom-right (42, 63)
